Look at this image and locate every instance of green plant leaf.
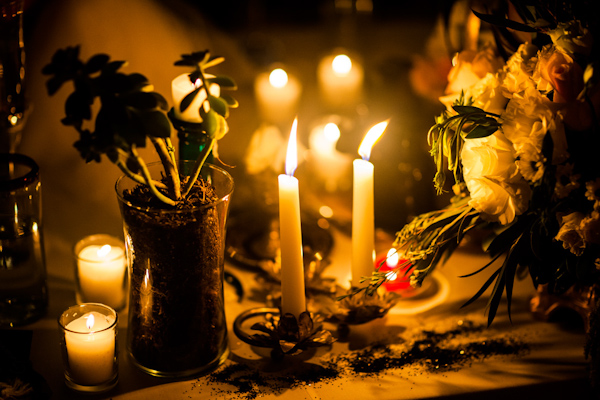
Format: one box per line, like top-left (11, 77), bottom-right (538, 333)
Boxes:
top-left (208, 95), bottom-right (229, 118)
top-left (179, 87), bottom-right (201, 113)
top-left (123, 91), bottom-right (161, 110)
top-left (465, 125), bottom-right (498, 139)
top-left (200, 108), bottom-right (218, 138)
top-left (220, 94), bottom-right (239, 108)
top-left (461, 266), bottom-right (502, 309)
top-left (84, 54), bottom-right (110, 74)
top-left (208, 75), bottom-right (237, 89)
top-left (139, 110), bottom-right (172, 138)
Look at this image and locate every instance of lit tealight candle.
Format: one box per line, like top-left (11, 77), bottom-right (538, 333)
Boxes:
top-left (59, 304), bottom-right (118, 389)
top-left (317, 53), bottom-right (364, 109)
top-left (254, 67), bottom-right (302, 124)
top-left (351, 120), bottom-right (389, 287)
top-left (171, 73), bottom-right (220, 123)
top-left (278, 118), bottom-right (306, 318)
top-left (75, 235), bottom-right (127, 311)
top-left (375, 248), bottom-right (412, 292)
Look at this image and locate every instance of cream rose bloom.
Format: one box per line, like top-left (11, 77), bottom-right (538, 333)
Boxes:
top-left (501, 86), bottom-right (566, 180)
top-left (461, 131), bottom-right (531, 225)
top-left (501, 43), bottom-right (538, 97)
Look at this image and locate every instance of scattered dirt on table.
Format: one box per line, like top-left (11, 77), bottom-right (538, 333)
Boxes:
top-left (190, 319), bottom-right (529, 399)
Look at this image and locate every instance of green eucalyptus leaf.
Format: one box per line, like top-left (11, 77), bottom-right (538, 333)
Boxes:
top-left (453, 105), bottom-right (483, 114)
top-left (208, 75), bottom-right (237, 89)
top-left (465, 125), bottom-right (498, 139)
top-left (208, 95), bottom-right (229, 118)
top-left (472, 9), bottom-right (538, 32)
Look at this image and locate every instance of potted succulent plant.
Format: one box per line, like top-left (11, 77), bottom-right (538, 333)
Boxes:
top-left (43, 46), bottom-right (238, 376)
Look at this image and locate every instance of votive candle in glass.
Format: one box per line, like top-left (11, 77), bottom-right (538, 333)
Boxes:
top-left (58, 303), bottom-right (118, 392)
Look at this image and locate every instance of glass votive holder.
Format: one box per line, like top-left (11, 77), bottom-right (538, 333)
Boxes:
top-left (58, 303), bottom-right (118, 392)
top-left (73, 234), bottom-right (127, 311)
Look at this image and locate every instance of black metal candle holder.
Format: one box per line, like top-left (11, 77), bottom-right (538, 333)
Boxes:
top-left (233, 307), bottom-right (336, 360)
top-left (326, 288), bottom-right (401, 337)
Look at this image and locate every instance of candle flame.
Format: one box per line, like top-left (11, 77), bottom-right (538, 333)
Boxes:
top-left (194, 78), bottom-right (201, 89)
top-left (143, 269), bottom-right (150, 288)
top-left (97, 245), bottom-right (112, 258)
top-left (332, 54), bottom-right (352, 75)
top-left (358, 120), bottom-right (389, 161)
top-left (86, 313), bottom-right (95, 330)
top-left (386, 248), bottom-right (399, 267)
top-left (269, 68), bottom-right (288, 88)
top-left (285, 118), bottom-right (299, 176)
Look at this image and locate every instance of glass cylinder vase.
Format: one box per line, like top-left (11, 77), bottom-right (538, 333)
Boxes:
top-left (170, 112), bottom-right (213, 165)
top-left (0, 153), bottom-right (47, 327)
top-left (116, 161), bottom-right (233, 377)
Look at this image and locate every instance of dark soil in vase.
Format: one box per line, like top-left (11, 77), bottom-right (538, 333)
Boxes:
top-left (120, 178), bottom-right (227, 375)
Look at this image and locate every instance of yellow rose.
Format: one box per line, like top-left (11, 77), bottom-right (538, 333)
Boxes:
top-left (461, 132), bottom-right (531, 225)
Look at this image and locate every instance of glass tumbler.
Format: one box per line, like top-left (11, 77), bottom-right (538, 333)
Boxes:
top-left (0, 153), bottom-right (47, 327)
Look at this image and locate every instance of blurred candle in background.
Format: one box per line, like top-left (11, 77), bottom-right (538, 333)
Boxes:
top-left (278, 119), bottom-right (306, 318)
top-left (351, 120), bottom-right (388, 287)
top-left (308, 122), bottom-right (352, 192)
top-left (255, 67), bottom-right (302, 124)
top-left (317, 52), bottom-right (363, 110)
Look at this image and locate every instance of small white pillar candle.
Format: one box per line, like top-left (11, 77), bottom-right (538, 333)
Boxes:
top-left (75, 235), bottom-right (127, 310)
top-left (254, 67), bottom-right (302, 124)
top-left (351, 120), bottom-right (389, 287)
top-left (171, 73), bottom-right (219, 123)
top-left (317, 53), bottom-right (364, 109)
top-left (59, 304), bottom-right (118, 390)
top-left (278, 118), bottom-right (306, 318)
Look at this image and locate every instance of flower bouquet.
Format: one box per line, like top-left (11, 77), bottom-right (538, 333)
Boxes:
top-left (362, 0), bottom-right (600, 327)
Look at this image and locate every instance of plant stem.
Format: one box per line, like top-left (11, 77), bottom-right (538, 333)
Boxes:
top-left (151, 137), bottom-right (181, 199)
top-left (131, 146), bottom-right (177, 206)
top-left (115, 158), bottom-right (168, 190)
top-left (181, 138), bottom-right (215, 198)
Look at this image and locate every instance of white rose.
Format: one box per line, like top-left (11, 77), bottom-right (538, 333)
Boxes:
top-left (462, 132), bottom-right (531, 225)
top-left (501, 43), bottom-right (538, 96)
top-left (501, 86), bottom-right (560, 159)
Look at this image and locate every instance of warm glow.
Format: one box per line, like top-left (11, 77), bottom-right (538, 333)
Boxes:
top-left (285, 118), bottom-right (299, 176)
top-left (269, 68), bottom-right (289, 88)
top-left (323, 123), bottom-right (341, 143)
top-left (358, 120), bottom-right (389, 160)
top-left (319, 205), bottom-right (334, 219)
top-left (386, 248), bottom-right (399, 267)
top-left (97, 245), bottom-right (112, 258)
top-left (86, 313), bottom-right (95, 330)
top-left (332, 54), bottom-right (352, 75)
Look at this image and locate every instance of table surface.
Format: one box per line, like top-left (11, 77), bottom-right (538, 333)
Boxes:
top-left (5, 0), bottom-right (598, 398)
top-left (16, 227), bottom-right (595, 400)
